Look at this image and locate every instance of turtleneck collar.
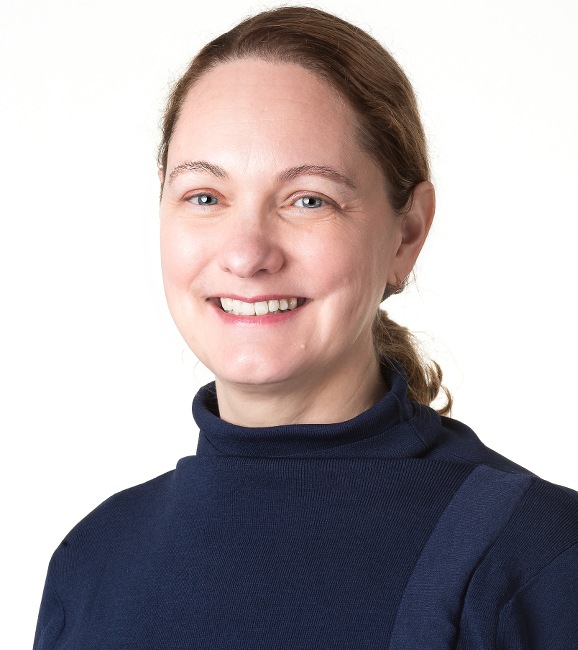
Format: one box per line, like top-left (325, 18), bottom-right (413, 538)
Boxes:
top-left (193, 364), bottom-right (442, 459)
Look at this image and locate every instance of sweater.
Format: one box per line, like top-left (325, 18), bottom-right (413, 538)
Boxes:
top-left (34, 366), bottom-right (578, 649)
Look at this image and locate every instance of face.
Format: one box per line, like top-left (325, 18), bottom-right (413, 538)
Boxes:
top-left (160, 59), bottom-right (411, 396)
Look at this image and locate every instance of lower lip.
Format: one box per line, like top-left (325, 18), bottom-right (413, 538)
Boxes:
top-left (210, 300), bottom-right (306, 325)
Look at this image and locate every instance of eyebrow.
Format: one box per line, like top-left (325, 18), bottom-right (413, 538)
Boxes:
top-left (168, 160), bottom-right (228, 184)
top-left (277, 165), bottom-right (357, 190)
top-left (167, 161), bottom-right (356, 190)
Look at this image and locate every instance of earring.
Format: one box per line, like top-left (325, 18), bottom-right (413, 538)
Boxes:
top-left (381, 276), bottom-right (407, 301)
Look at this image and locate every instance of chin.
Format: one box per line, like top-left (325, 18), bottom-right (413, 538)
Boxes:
top-left (209, 353), bottom-right (308, 390)
top-left (216, 367), bottom-right (296, 390)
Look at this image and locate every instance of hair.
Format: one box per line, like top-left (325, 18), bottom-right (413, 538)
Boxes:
top-left (158, 6), bottom-right (452, 415)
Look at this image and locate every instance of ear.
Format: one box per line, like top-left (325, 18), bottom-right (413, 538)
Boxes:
top-left (387, 181), bottom-right (435, 285)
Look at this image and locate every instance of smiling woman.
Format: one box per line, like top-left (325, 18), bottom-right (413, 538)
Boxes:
top-left (33, 6), bottom-right (578, 649)
top-left (159, 57), bottom-right (433, 426)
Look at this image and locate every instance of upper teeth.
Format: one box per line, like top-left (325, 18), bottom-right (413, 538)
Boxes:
top-left (220, 297), bottom-right (299, 315)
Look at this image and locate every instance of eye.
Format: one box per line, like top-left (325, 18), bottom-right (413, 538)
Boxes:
top-left (293, 196), bottom-right (325, 209)
top-left (188, 193), bottom-right (219, 206)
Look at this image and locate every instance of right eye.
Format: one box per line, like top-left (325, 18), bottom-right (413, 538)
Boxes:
top-left (188, 193), bottom-right (219, 205)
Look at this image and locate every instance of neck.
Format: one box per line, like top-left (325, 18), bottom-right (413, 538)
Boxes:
top-left (214, 350), bottom-right (388, 427)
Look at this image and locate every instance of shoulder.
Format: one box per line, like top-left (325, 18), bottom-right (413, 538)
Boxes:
top-left (433, 410), bottom-right (578, 547)
top-left (72, 469), bottom-right (176, 535)
top-left (47, 469), bottom-right (178, 588)
top-left (34, 468), bottom-right (180, 648)
top-left (475, 470), bottom-right (578, 575)
top-left (419, 405), bottom-right (578, 575)
top-left (493, 476), bottom-right (578, 565)
top-left (460, 476), bottom-right (578, 645)
top-left (424, 411), bottom-right (533, 475)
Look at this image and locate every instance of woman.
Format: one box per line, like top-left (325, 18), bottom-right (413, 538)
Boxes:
top-left (34, 6), bottom-right (578, 648)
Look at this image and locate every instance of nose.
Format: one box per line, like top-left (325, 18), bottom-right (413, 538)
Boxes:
top-left (219, 216), bottom-right (285, 278)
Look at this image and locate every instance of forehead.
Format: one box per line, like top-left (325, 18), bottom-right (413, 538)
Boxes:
top-left (186, 58), bottom-right (351, 116)
top-left (168, 59), bottom-right (361, 168)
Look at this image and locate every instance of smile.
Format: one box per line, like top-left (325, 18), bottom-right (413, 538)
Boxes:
top-left (219, 297), bottom-right (304, 316)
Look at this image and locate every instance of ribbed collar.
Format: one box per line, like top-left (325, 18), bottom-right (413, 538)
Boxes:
top-left (193, 364), bottom-right (442, 459)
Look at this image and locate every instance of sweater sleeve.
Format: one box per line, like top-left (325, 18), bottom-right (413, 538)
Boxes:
top-left (33, 563), bottom-right (65, 650)
top-left (497, 542), bottom-right (578, 649)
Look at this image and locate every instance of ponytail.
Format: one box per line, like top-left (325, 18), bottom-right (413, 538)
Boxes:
top-left (373, 309), bottom-right (452, 416)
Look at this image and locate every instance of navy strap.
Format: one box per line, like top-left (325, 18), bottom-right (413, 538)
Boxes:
top-left (388, 465), bottom-right (531, 648)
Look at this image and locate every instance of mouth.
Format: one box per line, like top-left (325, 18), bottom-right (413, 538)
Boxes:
top-left (217, 297), bottom-right (306, 316)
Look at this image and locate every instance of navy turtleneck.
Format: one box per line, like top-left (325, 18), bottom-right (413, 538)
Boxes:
top-left (194, 364), bottom-right (441, 459)
top-left (34, 365), bottom-right (578, 649)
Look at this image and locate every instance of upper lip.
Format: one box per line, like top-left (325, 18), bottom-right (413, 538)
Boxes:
top-left (210, 295), bottom-right (304, 302)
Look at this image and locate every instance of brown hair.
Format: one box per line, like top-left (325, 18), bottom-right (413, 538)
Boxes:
top-left (158, 6), bottom-right (451, 415)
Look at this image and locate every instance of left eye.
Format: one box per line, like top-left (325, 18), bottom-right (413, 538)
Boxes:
top-left (293, 196), bottom-right (324, 208)
top-left (188, 193), bottom-right (219, 205)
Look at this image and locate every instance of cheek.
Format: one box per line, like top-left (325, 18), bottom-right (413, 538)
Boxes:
top-left (363, 216), bottom-right (402, 284)
top-left (315, 222), bottom-right (393, 301)
top-left (160, 220), bottom-right (208, 293)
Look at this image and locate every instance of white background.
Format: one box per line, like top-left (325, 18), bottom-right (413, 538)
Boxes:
top-left (1, 0), bottom-right (577, 645)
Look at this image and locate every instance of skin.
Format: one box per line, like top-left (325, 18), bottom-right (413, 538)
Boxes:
top-left (159, 59), bottom-right (434, 427)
